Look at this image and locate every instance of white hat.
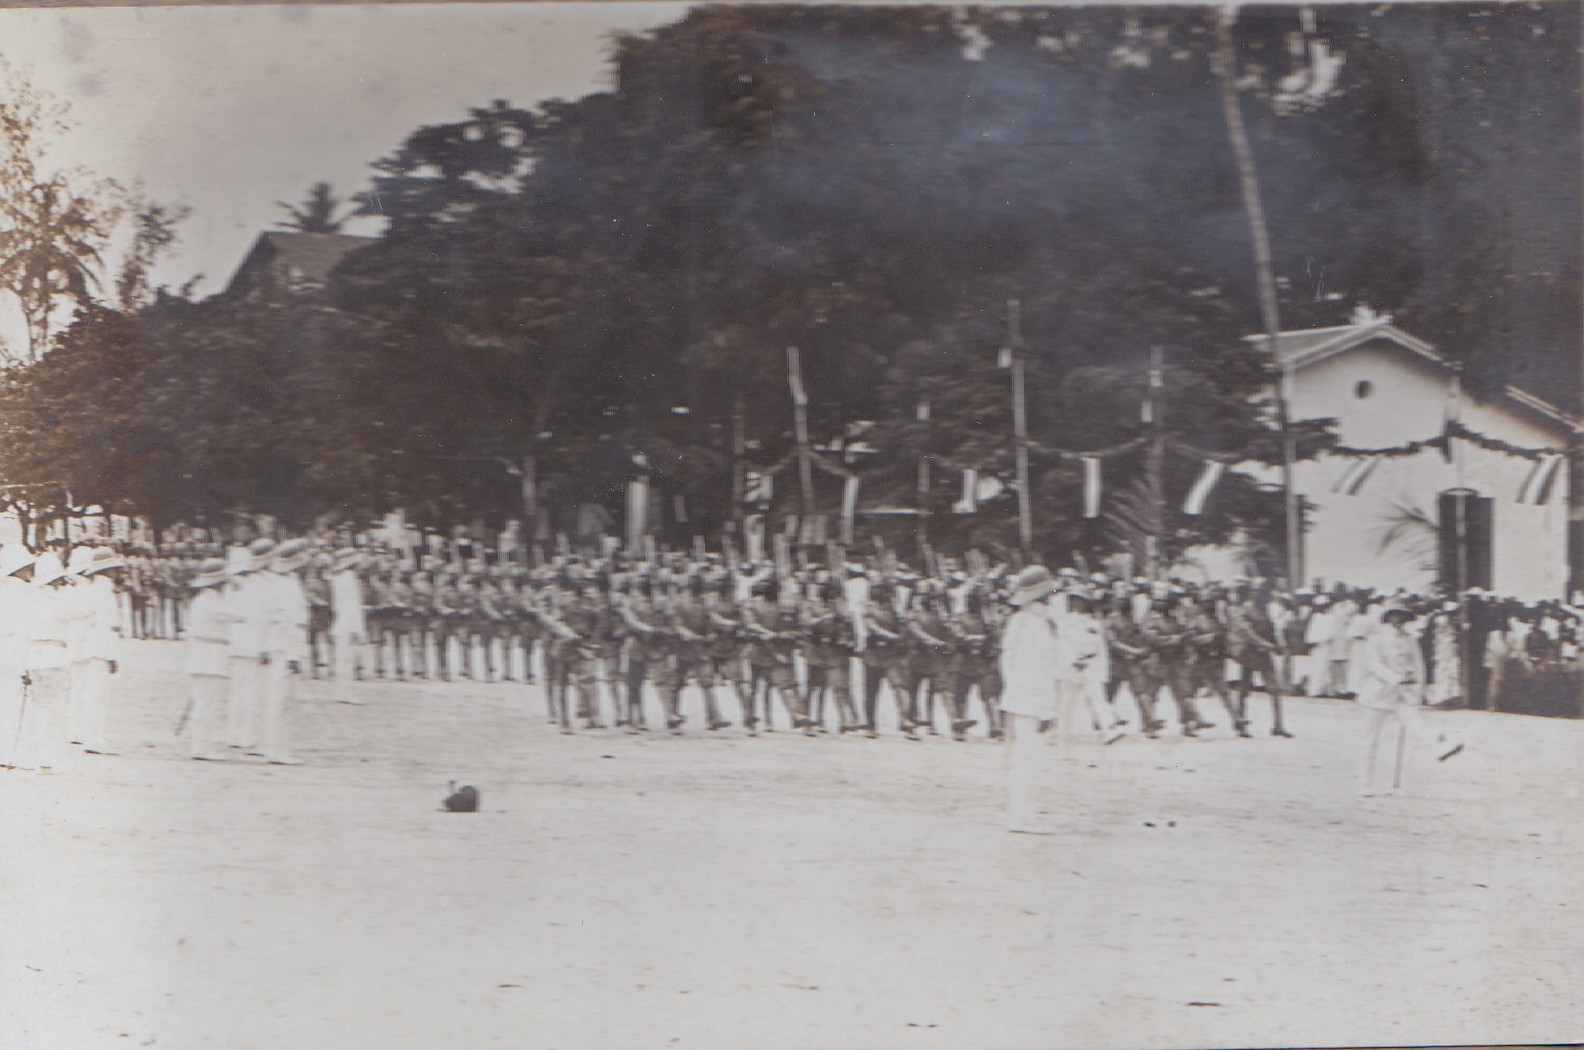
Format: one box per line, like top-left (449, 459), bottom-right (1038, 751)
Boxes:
top-left (67, 546), bottom-right (97, 576)
top-left (83, 547), bottom-right (126, 575)
top-left (32, 551), bottom-right (68, 587)
top-left (1008, 565), bottom-right (1055, 607)
top-left (190, 557), bottom-right (230, 589)
top-left (0, 544), bottom-right (36, 579)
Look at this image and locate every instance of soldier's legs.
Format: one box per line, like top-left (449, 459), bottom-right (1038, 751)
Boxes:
top-left (1163, 664), bottom-right (1204, 734)
top-left (1129, 669), bottom-right (1164, 735)
top-left (893, 663), bottom-right (925, 738)
top-left (1246, 651), bottom-right (1291, 736)
top-left (257, 654), bottom-right (301, 764)
top-left (769, 661), bottom-right (812, 735)
top-left (544, 655), bottom-right (573, 733)
top-left (976, 665), bottom-right (1004, 738)
top-left (573, 659), bottom-right (604, 728)
top-left (655, 655), bottom-right (691, 733)
top-left (1193, 659), bottom-right (1239, 735)
top-left (624, 657), bottom-right (652, 731)
top-left (186, 673), bottom-right (230, 760)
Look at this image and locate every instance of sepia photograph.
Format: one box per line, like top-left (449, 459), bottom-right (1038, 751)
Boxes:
top-left (0, 1), bottom-right (1579, 1047)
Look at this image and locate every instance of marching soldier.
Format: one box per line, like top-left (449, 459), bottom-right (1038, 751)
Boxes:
top-left (901, 580), bottom-right (955, 737)
top-left (1180, 590), bottom-right (1241, 737)
top-left (1138, 590), bottom-right (1211, 737)
top-left (1226, 582), bottom-right (1292, 737)
top-left (800, 578), bottom-right (861, 734)
top-left (740, 577), bottom-right (810, 736)
top-left (1105, 588), bottom-right (1159, 736)
top-left (860, 580), bottom-right (914, 739)
top-left (653, 572), bottom-right (732, 733)
top-left (616, 577), bottom-right (670, 731)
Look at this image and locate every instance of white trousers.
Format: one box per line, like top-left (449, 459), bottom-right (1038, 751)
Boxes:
top-left (258, 653), bottom-right (295, 762)
top-left (1005, 712), bottom-right (1058, 832)
top-left (1057, 678), bottom-right (1122, 749)
top-left (186, 673), bottom-right (228, 758)
top-left (227, 654), bottom-right (264, 747)
top-left (332, 632), bottom-right (365, 685)
top-left (1358, 696), bottom-right (1441, 794)
top-left (4, 668), bottom-right (67, 771)
top-left (68, 658), bottom-right (112, 752)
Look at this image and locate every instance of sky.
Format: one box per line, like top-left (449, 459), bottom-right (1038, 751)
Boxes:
top-left (0, 2), bottom-right (690, 296)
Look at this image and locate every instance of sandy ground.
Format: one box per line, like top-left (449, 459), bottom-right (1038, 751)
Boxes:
top-left (1, 639), bottom-right (1580, 1050)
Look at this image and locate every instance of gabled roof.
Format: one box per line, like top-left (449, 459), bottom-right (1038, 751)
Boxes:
top-left (224, 231), bottom-right (376, 297)
top-left (1244, 315), bottom-right (1576, 433)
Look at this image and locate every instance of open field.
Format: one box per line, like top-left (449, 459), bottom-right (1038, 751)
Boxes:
top-left (2, 639), bottom-right (1580, 1050)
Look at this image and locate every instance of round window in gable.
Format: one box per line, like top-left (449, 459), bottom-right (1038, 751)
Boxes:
top-left (1355, 380), bottom-right (1373, 399)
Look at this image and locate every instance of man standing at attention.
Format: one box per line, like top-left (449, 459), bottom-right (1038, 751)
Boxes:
top-left (999, 565), bottom-right (1062, 835)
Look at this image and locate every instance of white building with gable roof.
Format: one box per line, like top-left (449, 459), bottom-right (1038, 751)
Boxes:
top-left (1243, 309), bottom-right (1575, 600)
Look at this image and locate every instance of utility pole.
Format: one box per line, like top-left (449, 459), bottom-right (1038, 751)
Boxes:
top-left (1213, 6), bottom-right (1304, 588)
top-left (1006, 299), bottom-right (1035, 562)
top-left (1144, 345), bottom-right (1166, 580)
top-left (730, 392), bottom-right (746, 539)
top-left (1571, 0), bottom-right (1584, 601)
top-left (786, 346), bottom-right (816, 521)
top-left (915, 398), bottom-right (931, 558)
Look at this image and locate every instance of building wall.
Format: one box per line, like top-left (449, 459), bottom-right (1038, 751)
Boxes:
top-left (1284, 338), bottom-right (1570, 600)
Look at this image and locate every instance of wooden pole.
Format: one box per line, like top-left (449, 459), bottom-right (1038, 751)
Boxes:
top-left (916, 398), bottom-right (931, 557)
top-left (1007, 299), bottom-right (1034, 561)
top-left (786, 346), bottom-right (815, 523)
top-left (1146, 345), bottom-right (1166, 580)
top-left (730, 393), bottom-right (746, 538)
top-left (1213, 7), bottom-right (1303, 588)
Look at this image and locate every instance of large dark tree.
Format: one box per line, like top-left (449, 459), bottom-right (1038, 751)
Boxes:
top-left (2, 3), bottom-right (1573, 560)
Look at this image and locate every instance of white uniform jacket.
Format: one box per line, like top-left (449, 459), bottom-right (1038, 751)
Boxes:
top-left (999, 602), bottom-right (1061, 719)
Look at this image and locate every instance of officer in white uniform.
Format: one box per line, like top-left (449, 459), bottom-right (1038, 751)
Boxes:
top-left (21, 551), bottom-right (73, 772)
top-left (328, 547), bottom-right (368, 699)
top-left (65, 546), bottom-right (125, 756)
top-left (0, 545), bottom-right (38, 770)
top-left (226, 539), bottom-right (273, 750)
top-left (257, 539), bottom-right (311, 765)
top-left (183, 558), bottom-right (235, 761)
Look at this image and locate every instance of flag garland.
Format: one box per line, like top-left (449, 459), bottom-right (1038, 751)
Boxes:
top-left (1331, 456), bottom-right (1382, 495)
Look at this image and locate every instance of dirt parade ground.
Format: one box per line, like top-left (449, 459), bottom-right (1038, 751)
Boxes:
top-left (2, 639), bottom-right (1580, 1050)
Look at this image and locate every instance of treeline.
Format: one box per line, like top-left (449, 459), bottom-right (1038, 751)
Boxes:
top-left (0, 3), bottom-right (1570, 564)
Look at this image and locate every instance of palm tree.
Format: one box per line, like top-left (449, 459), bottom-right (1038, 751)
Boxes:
top-left (276, 182), bottom-right (348, 235)
top-left (0, 175), bottom-right (116, 364)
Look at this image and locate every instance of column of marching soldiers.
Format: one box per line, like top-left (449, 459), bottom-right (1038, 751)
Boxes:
top-left (4, 530), bottom-right (1575, 772)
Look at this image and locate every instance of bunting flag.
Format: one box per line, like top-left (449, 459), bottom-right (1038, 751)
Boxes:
top-left (744, 515), bottom-right (766, 563)
top-left (1331, 456), bottom-right (1381, 495)
top-left (624, 476), bottom-right (649, 549)
top-left (840, 474), bottom-right (860, 543)
top-left (744, 470), bottom-right (774, 504)
top-left (955, 468), bottom-right (979, 514)
top-left (1182, 460), bottom-right (1226, 516)
top-left (1518, 453), bottom-right (1565, 505)
top-left (1081, 456), bottom-right (1102, 518)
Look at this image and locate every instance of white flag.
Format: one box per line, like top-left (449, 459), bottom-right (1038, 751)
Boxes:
top-left (1182, 460), bottom-right (1226, 516)
top-left (1518, 453), bottom-right (1565, 505)
top-left (1081, 456), bottom-right (1102, 519)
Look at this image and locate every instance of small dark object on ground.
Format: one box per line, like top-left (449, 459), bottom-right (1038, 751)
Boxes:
top-left (443, 782), bottom-right (480, 812)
